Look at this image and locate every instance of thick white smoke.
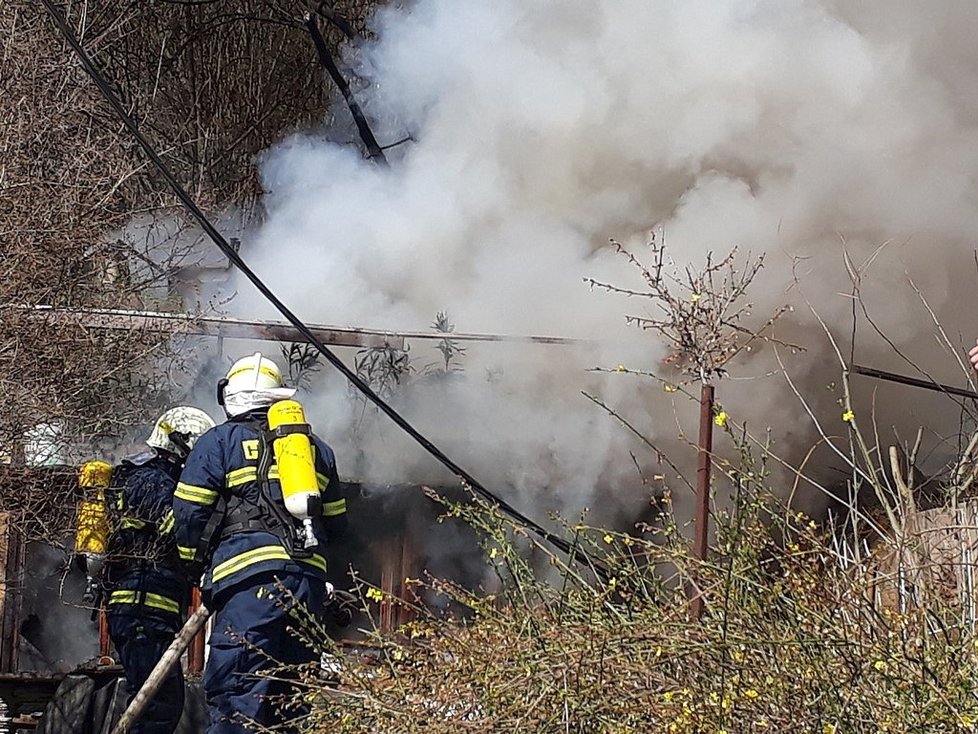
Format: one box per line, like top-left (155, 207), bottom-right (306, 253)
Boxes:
top-left (224, 0), bottom-right (978, 524)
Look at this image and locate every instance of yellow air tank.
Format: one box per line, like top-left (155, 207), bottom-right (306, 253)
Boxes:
top-left (75, 460), bottom-right (112, 603)
top-left (267, 400), bottom-right (320, 548)
top-left (75, 460), bottom-right (112, 556)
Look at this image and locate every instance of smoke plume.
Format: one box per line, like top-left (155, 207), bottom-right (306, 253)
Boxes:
top-left (222, 0), bottom-right (978, 526)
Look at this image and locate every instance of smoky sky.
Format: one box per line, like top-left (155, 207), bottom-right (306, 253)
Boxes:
top-left (213, 0), bottom-right (978, 526)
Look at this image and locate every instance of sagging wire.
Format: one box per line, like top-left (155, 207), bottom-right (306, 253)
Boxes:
top-left (39, 0), bottom-right (586, 563)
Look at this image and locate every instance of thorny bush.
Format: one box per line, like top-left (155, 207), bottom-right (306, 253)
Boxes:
top-left (288, 415), bottom-right (978, 734)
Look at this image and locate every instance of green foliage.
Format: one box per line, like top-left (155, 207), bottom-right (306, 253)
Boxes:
top-left (430, 310), bottom-right (466, 376)
top-left (282, 342), bottom-right (323, 390)
top-left (354, 342), bottom-right (412, 399)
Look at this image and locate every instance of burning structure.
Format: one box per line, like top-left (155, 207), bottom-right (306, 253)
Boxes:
top-left (7, 0), bottom-right (978, 730)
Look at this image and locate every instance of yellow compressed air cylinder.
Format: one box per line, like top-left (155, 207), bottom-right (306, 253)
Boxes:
top-left (268, 400), bottom-right (320, 548)
top-left (75, 460), bottom-right (112, 556)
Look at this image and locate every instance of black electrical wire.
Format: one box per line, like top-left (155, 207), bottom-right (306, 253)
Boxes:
top-left (40, 0), bottom-right (584, 561)
top-left (304, 13), bottom-right (389, 166)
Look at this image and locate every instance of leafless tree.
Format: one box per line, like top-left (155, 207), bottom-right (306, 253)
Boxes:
top-left (0, 0), bottom-right (382, 540)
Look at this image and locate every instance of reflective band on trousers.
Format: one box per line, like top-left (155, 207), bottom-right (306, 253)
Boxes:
top-left (322, 499), bottom-right (346, 517)
top-left (108, 590), bottom-right (181, 615)
top-left (210, 545), bottom-right (326, 583)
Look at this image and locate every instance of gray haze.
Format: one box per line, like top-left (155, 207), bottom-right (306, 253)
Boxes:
top-left (212, 0), bottom-right (978, 525)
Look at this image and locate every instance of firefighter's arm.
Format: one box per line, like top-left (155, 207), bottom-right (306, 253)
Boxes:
top-left (172, 430), bottom-right (225, 571)
top-left (314, 438), bottom-right (347, 540)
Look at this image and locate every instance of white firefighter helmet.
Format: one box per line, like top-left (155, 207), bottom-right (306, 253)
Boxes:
top-left (146, 406), bottom-right (216, 458)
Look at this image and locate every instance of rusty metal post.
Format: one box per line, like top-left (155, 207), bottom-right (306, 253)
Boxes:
top-left (188, 587), bottom-right (205, 673)
top-left (98, 608), bottom-right (112, 663)
top-left (691, 383), bottom-right (715, 620)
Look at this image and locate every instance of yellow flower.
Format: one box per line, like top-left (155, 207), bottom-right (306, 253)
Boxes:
top-left (842, 409), bottom-right (855, 423)
top-left (663, 383), bottom-right (678, 393)
top-left (603, 534), bottom-right (614, 544)
top-left (690, 293), bottom-right (701, 302)
top-left (873, 660), bottom-right (887, 672)
top-left (489, 547), bottom-right (498, 559)
top-left (616, 364), bottom-right (626, 372)
top-left (366, 587), bottom-right (384, 602)
top-left (962, 714), bottom-right (975, 727)
top-left (714, 411), bottom-right (728, 427)
top-left (823, 725), bottom-right (837, 734)
top-left (745, 689), bottom-right (758, 699)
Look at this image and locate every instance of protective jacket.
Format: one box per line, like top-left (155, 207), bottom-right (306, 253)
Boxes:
top-left (104, 450), bottom-right (185, 619)
top-left (172, 409), bottom-right (347, 600)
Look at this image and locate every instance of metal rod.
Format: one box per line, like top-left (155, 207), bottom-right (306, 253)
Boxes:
top-left (691, 383), bottom-right (715, 621)
top-left (852, 364), bottom-right (978, 401)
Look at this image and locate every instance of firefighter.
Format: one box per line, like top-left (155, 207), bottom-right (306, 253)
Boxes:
top-left (105, 406), bottom-right (216, 734)
top-left (172, 353), bottom-right (348, 734)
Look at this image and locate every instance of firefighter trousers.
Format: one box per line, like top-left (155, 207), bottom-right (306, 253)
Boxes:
top-left (108, 612), bottom-right (185, 734)
top-left (203, 572), bottom-right (325, 734)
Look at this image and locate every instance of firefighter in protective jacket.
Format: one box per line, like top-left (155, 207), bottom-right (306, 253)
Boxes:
top-left (172, 353), bottom-right (347, 734)
top-left (106, 406), bottom-right (216, 734)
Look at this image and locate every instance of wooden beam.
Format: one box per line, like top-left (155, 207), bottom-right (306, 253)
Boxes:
top-left (12, 306), bottom-right (592, 347)
top-left (15, 306), bottom-right (404, 350)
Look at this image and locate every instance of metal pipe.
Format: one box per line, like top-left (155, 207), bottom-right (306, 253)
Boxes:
top-left (691, 383), bottom-right (715, 620)
top-left (852, 364), bottom-right (978, 401)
